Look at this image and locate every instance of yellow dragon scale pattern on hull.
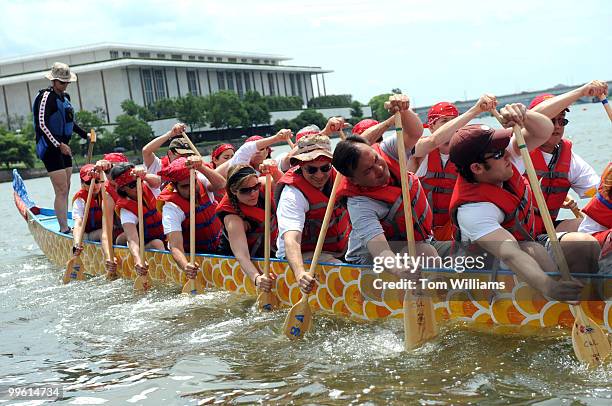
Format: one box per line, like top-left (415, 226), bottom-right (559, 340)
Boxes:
top-left (28, 211), bottom-right (612, 333)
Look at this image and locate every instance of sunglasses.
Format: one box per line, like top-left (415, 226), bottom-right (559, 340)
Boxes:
top-left (238, 184), bottom-right (260, 195)
top-left (482, 149), bottom-right (506, 161)
top-left (551, 117), bottom-right (569, 127)
top-left (123, 181), bottom-right (137, 190)
top-left (304, 163), bottom-right (332, 175)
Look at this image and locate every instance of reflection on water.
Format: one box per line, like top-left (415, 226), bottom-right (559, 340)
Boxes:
top-left (1, 106), bottom-right (611, 404)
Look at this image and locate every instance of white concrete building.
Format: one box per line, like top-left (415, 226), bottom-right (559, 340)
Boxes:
top-left (0, 43), bottom-right (332, 130)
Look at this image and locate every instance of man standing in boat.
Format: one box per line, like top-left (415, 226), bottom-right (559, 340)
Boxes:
top-left (527, 80), bottom-right (607, 233)
top-left (448, 104), bottom-right (600, 302)
top-left (275, 132), bottom-right (351, 293)
top-left (332, 94), bottom-right (438, 275)
top-left (32, 62), bottom-right (90, 234)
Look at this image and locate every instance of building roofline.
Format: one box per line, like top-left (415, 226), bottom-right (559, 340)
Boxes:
top-left (0, 58), bottom-right (332, 86)
top-left (0, 42), bottom-right (291, 65)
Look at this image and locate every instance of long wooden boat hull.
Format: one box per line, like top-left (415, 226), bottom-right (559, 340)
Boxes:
top-left (13, 170), bottom-right (612, 334)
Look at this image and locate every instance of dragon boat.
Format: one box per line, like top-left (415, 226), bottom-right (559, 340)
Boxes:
top-left (12, 169), bottom-right (612, 334)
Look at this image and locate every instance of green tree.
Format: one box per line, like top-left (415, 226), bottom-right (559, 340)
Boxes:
top-left (349, 100), bottom-right (364, 125)
top-left (368, 93), bottom-right (393, 121)
top-left (120, 99), bottom-right (155, 121)
top-left (0, 127), bottom-right (35, 168)
top-left (263, 95), bottom-right (303, 110)
top-left (204, 91), bottom-right (249, 129)
top-left (73, 108), bottom-right (107, 155)
top-left (292, 109), bottom-right (328, 131)
top-left (308, 94), bottom-right (353, 108)
top-left (175, 93), bottom-right (206, 132)
top-left (149, 98), bottom-right (177, 119)
top-left (272, 118), bottom-right (298, 133)
top-left (243, 91), bottom-right (271, 126)
top-left (113, 114), bottom-right (153, 154)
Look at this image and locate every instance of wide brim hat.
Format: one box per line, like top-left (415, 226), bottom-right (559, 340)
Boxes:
top-left (290, 134), bottom-right (333, 166)
top-left (44, 62), bottom-right (77, 82)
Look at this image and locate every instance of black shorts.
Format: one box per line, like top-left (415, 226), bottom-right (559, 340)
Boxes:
top-left (42, 147), bottom-right (72, 173)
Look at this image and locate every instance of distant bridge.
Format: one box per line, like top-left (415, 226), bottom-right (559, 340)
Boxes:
top-left (413, 80), bottom-right (612, 122)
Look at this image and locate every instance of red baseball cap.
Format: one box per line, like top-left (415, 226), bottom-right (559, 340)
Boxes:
top-left (103, 152), bottom-right (129, 163)
top-left (449, 124), bottom-right (512, 168)
top-left (424, 102), bottom-right (459, 128)
top-left (352, 119), bottom-right (379, 135)
top-left (528, 93), bottom-right (569, 112)
top-left (296, 125), bottom-right (320, 141)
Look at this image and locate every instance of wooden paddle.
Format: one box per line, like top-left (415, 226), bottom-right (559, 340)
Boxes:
top-left (100, 171), bottom-right (118, 281)
top-left (492, 109), bottom-right (610, 366)
top-left (181, 132), bottom-right (202, 157)
top-left (63, 173), bottom-right (96, 284)
top-left (86, 129), bottom-right (96, 164)
top-left (257, 172), bottom-right (278, 311)
top-left (602, 98), bottom-right (612, 123)
top-left (182, 168), bottom-right (205, 294)
top-left (564, 196), bottom-right (584, 219)
top-left (133, 178), bottom-right (151, 292)
top-left (283, 127), bottom-right (346, 340)
top-left (393, 112), bottom-right (438, 350)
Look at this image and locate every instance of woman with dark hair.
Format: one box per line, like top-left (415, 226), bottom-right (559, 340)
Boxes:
top-left (216, 162), bottom-right (280, 291)
top-left (111, 162), bottom-right (165, 278)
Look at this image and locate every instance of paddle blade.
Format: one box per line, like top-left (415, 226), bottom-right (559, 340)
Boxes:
top-left (403, 290), bottom-right (438, 350)
top-left (63, 256), bottom-right (85, 284)
top-left (257, 289), bottom-right (279, 312)
top-left (182, 277), bottom-right (205, 295)
top-left (133, 275), bottom-right (151, 293)
top-left (571, 307), bottom-right (611, 367)
top-left (283, 296), bottom-right (312, 340)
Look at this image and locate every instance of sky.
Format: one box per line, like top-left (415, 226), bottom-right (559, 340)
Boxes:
top-left (1, 0), bottom-right (611, 108)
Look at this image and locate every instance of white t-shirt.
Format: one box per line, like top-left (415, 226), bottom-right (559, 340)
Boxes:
top-left (275, 185), bottom-right (310, 258)
top-left (162, 173), bottom-right (214, 234)
top-left (455, 143), bottom-right (525, 242)
top-left (72, 198), bottom-right (85, 220)
top-left (415, 152), bottom-right (451, 178)
top-left (228, 141), bottom-right (263, 175)
top-left (578, 214), bottom-right (607, 235)
top-left (119, 186), bottom-right (162, 225)
top-left (146, 155), bottom-right (163, 175)
top-left (539, 149), bottom-right (599, 198)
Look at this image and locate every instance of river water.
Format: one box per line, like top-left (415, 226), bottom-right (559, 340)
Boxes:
top-left (1, 106), bottom-right (610, 404)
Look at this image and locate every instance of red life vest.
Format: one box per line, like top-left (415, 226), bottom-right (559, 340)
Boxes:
top-left (449, 164), bottom-right (536, 242)
top-left (160, 155), bottom-right (170, 171)
top-left (582, 188), bottom-right (612, 245)
top-left (216, 185), bottom-right (278, 257)
top-left (104, 180), bottom-right (120, 203)
top-left (529, 139), bottom-right (572, 233)
top-left (276, 168), bottom-right (351, 253)
top-left (157, 180), bottom-right (222, 253)
top-left (337, 143), bottom-right (433, 241)
top-left (114, 183), bottom-right (165, 243)
top-left (419, 149), bottom-right (457, 240)
top-left (72, 188), bottom-right (103, 233)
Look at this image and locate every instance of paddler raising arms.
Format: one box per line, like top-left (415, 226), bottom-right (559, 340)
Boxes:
top-left (142, 123), bottom-right (195, 175)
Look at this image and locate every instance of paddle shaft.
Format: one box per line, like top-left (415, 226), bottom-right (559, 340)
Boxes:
top-left (393, 113), bottom-right (417, 258)
top-left (603, 99), bottom-right (612, 123)
top-left (182, 132), bottom-right (202, 157)
top-left (100, 172), bottom-right (115, 263)
top-left (564, 197), bottom-right (584, 219)
top-left (137, 178), bottom-right (145, 262)
top-left (190, 169), bottom-right (195, 264)
top-left (263, 173), bottom-right (271, 277)
top-left (75, 175), bottom-right (96, 249)
top-left (491, 110), bottom-right (572, 280)
top-left (86, 129), bottom-right (96, 164)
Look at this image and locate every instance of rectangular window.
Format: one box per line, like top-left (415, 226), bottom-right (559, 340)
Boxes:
top-left (153, 69), bottom-right (167, 99)
top-left (241, 58), bottom-right (247, 63)
top-left (263, 60), bottom-right (269, 64)
top-left (235, 72), bottom-right (243, 97)
top-left (198, 56), bottom-right (205, 60)
top-left (142, 70), bottom-right (155, 105)
top-left (252, 59), bottom-right (260, 64)
top-left (226, 72), bottom-right (235, 91)
top-left (110, 50), bottom-right (119, 59)
top-left (228, 57), bottom-right (237, 63)
top-left (244, 72), bottom-right (251, 92)
top-left (289, 74), bottom-right (296, 95)
top-left (296, 74), bottom-right (303, 96)
top-left (208, 56), bottom-right (214, 61)
top-left (187, 71), bottom-right (199, 95)
top-left (157, 53), bottom-right (166, 58)
top-left (138, 52), bottom-right (151, 58)
top-left (189, 55), bottom-right (196, 60)
top-left (217, 71), bottom-right (226, 90)
top-left (171, 54), bottom-right (183, 60)
top-left (122, 51), bottom-right (131, 57)
top-left (267, 73), bottom-right (275, 95)
top-left (216, 57), bottom-right (223, 62)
